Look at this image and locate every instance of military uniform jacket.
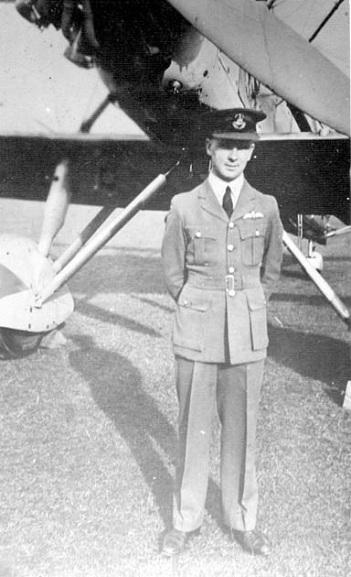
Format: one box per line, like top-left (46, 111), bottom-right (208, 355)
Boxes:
top-left (161, 178), bottom-right (284, 365)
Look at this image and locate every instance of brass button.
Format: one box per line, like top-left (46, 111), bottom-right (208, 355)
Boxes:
top-left (195, 231), bottom-right (202, 238)
top-left (229, 222), bottom-right (234, 229)
top-left (228, 266), bottom-right (235, 273)
top-left (228, 290), bottom-right (235, 297)
top-left (227, 244), bottom-right (234, 252)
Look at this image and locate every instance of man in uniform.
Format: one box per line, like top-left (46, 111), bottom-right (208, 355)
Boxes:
top-left (161, 108), bottom-right (284, 557)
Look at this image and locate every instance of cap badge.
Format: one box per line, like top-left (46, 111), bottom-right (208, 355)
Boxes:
top-left (232, 113), bottom-right (246, 130)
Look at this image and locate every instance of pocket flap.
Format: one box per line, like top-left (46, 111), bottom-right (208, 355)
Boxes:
top-left (178, 296), bottom-right (210, 312)
top-left (238, 220), bottom-right (266, 240)
top-left (186, 225), bottom-right (216, 240)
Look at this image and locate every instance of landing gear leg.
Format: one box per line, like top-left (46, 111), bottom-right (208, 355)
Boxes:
top-left (307, 240), bottom-right (323, 272)
top-left (283, 230), bottom-right (350, 327)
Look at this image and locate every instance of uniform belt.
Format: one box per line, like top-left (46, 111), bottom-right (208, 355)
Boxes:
top-left (187, 274), bottom-right (260, 291)
top-left (225, 274), bottom-right (260, 293)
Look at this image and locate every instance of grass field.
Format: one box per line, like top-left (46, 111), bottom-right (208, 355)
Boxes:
top-left (0, 202), bottom-right (350, 577)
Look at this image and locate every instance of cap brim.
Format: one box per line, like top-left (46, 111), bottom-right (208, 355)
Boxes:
top-left (211, 131), bottom-right (259, 141)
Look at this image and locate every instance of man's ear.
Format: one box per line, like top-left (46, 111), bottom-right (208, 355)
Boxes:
top-left (248, 143), bottom-right (255, 159)
top-left (205, 138), bottom-right (213, 157)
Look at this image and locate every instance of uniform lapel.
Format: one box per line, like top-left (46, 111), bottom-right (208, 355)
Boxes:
top-left (232, 179), bottom-right (257, 222)
top-left (198, 179), bottom-right (228, 222)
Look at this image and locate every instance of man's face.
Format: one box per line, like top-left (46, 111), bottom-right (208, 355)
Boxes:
top-left (206, 138), bottom-right (255, 182)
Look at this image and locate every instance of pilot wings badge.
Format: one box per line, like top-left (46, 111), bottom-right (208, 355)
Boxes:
top-left (243, 211), bottom-right (265, 219)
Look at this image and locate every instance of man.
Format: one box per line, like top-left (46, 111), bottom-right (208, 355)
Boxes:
top-left (161, 108), bottom-right (284, 557)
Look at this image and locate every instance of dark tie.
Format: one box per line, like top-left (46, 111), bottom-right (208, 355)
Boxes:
top-left (222, 186), bottom-right (233, 218)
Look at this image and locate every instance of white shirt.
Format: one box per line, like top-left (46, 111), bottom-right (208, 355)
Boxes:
top-left (208, 171), bottom-right (244, 212)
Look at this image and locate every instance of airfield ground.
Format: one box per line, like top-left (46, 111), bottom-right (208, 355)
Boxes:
top-left (0, 199), bottom-right (350, 577)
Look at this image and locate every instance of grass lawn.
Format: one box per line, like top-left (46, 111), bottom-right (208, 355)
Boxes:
top-left (0, 206), bottom-right (350, 577)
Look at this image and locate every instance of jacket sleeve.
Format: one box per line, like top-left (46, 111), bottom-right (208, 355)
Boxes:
top-left (261, 196), bottom-right (284, 301)
top-left (161, 199), bottom-right (187, 302)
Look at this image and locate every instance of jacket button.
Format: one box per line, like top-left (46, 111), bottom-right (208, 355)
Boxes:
top-left (228, 266), bottom-right (235, 273)
top-left (228, 290), bottom-right (235, 297)
top-left (227, 244), bottom-right (234, 251)
top-left (195, 231), bottom-right (202, 238)
top-left (229, 222), bottom-right (234, 229)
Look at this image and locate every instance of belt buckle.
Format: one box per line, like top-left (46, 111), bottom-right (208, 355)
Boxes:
top-left (225, 274), bottom-right (235, 294)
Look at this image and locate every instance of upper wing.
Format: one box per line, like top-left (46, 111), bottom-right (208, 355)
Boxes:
top-left (271, 0), bottom-right (349, 76)
top-left (2, 1), bottom-right (349, 137)
top-left (167, 0), bottom-right (350, 135)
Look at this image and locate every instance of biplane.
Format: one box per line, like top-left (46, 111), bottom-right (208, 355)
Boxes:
top-left (0, 0), bottom-right (349, 356)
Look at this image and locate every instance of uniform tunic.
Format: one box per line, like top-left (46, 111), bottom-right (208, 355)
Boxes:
top-left (162, 178), bottom-right (283, 364)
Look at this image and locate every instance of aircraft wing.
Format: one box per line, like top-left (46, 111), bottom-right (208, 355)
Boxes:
top-left (2, 1), bottom-right (349, 137)
top-left (1, 1), bottom-right (349, 137)
top-left (167, 0), bottom-right (350, 136)
top-left (0, 1), bottom-right (349, 225)
top-left (271, 0), bottom-right (349, 76)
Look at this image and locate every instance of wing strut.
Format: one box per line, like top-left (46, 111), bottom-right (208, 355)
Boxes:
top-left (36, 93), bottom-right (119, 259)
top-left (52, 206), bottom-right (116, 274)
top-left (309, 0), bottom-right (345, 42)
top-left (283, 231), bottom-right (350, 328)
top-left (35, 155), bottom-right (183, 307)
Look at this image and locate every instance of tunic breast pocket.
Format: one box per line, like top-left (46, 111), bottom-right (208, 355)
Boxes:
top-left (185, 225), bottom-right (217, 265)
top-left (237, 219), bottom-right (267, 266)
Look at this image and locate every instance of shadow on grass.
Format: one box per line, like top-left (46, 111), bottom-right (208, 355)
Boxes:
top-left (268, 323), bottom-right (351, 405)
top-left (70, 335), bottom-right (175, 526)
top-left (74, 298), bottom-right (162, 337)
top-left (271, 293), bottom-right (351, 307)
top-left (133, 295), bottom-right (174, 314)
top-left (69, 252), bottom-right (167, 297)
top-left (69, 335), bottom-right (224, 531)
top-left (280, 268), bottom-right (312, 281)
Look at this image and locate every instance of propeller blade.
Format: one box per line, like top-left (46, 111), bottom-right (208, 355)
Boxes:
top-left (167, 0), bottom-right (350, 135)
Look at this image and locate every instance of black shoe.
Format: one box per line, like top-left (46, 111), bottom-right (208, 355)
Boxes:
top-left (161, 528), bottom-right (188, 556)
top-left (231, 529), bottom-right (271, 556)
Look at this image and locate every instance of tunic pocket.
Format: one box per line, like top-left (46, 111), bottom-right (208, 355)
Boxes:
top-left (246, 289), bottom-right (268, 350)
top-left (185, 225), bottom-right (217, 265)
top-left (237, 219), bottom-right (267, 266)
top-left (173, 288), bottom-right (211, 351)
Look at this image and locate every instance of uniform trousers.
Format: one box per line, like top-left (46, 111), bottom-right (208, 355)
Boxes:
top-left (173, 356), bottom-right (265, 533)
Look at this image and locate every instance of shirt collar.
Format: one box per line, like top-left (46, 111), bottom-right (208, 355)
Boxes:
top-left (208, 171), bottom-right (244, 207)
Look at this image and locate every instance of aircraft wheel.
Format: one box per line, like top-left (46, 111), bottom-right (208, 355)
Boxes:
top-left (0, 328), bottom-right (44, 358)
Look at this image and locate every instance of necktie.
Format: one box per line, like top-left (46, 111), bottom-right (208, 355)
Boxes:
top-left (222, 186), bottom-right (233, 218)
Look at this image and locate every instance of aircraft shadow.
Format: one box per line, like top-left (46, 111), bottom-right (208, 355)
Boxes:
top-left (66, 252), bottom-right (171, 333)
top-left (68, 251), bottom-right (167, 297)
top-left (69, 334), bottom-right (175, 527)
top-left (267, 323), bottom-right (351, 405)
top-left (69, 335), bottom-right (223, 530)
top-left (271, 293), bottom-right (351, 307)
top-left (74, 298), bottom-right (162, 338)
